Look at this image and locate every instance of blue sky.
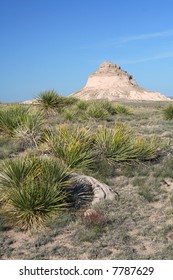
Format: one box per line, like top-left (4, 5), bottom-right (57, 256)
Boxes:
top-left (1, 0), bottom-right (173, 102)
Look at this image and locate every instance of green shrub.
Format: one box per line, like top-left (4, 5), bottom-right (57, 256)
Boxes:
top-left (62, 105), bottom-right (82, 121)
top-left (0, 156), bottom-right (71, 229)
top-left (45, 125), bottom-right (95, 171)
top-left (133, 135), bottom-right (160, 161)
top-left (2, 181), bottom-right (68, 230)
top-left (86, 103), bottom-right (109, 119)
top-left (94, 124), bottom-right (160, 165)
top-left (99, 100), bottom-right (117, 115)
top-left (94, 124), bottom-right (133, 165)
top-left (14, 111), bottom-right (45, 149)
top-left (0, 105), bottom-right (29, 136)
top-left (76, 100), bottom-right (89, 110)
top-left (163, 103), bottom-right (173, 120)
top-left (61, 96), bottom-right (78, 106)
top-left (37, 90), bottom-right (62, 111)
top-left (114, 104), bottom-right (132, 115)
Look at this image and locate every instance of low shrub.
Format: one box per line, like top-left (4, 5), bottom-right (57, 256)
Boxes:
top-left (47, 125), bottom-right (95, 171)
top-left (163, 103), bottom-right (173, 120)
top-left (114, 104), bottom-right (132, 115)
top-left (86, 103), bottom-right (109, 119)
top-left (0, 156), bottom-right (71, 229)
top-left (0, 105), bottom-right (29, 136)
top-left (36, 90), bottom-right (62, 112)
top-left (14, 111), bottom-right (45, 149)
top-left (94, 124), bottom-right (160, 165)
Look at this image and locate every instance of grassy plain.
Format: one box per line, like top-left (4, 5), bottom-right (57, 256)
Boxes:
top-left (1, 97), bottom-right (173, 259)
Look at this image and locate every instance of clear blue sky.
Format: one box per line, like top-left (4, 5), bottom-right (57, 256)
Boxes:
top-left (1, 0), bottom-right (173, 102)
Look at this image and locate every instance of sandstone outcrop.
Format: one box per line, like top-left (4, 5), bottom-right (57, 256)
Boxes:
top-left (71, 61), bottom-right (171, 101)
top-left (66, 173), bottom-right (118, 208)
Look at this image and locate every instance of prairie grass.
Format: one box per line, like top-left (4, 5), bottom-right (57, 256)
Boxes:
top-left (1, 98), bottom-right (173, 259)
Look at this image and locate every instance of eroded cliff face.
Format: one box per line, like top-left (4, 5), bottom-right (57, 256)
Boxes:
top-left (71, 61), bottom-right (171, 101)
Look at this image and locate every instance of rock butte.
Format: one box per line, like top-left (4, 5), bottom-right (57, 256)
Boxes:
top-left (71, 61), bottom-right (171, 101)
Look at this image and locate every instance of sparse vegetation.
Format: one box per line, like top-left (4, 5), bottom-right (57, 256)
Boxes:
top-left (0, 97), bottom-right (173, 259)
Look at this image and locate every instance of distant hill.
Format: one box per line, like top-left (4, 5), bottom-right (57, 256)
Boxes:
top-left (71, 61), bottom-right (171, 101)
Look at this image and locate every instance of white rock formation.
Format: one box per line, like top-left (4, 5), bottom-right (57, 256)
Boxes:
top-left (67, 173), bottom-right (118, 207)
top-left (71, 61), bottom-right (171, 101)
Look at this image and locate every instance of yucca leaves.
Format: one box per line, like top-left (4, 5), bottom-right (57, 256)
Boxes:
top-left (94, 124), bottom-right (159, 164)
top-left (47, 125), bottom-right (95, 171)
top-left (163, 103), bottom-right (173, 120)
top-left (0, 105), bottom-right (29, 136)
top-left (114, 104), bottom-right (132, 115)
top-left (133, 135), bottom-right (160, 160)
top-left (0, 157), bottom-right (40, 189)
top-left (14, 111), bottom-right (45, 148)
top-left (4, 182), bottom-right (68, 230)
top-left (36, 90), bottom-right (62, 111)
top-left (0, 156), bottom-right (72, 229)
top-left (94, 124), bottom-right (133, 164)
top-left (38, 157), bottom-right (70, 185)
top-left (0, 105), bottom-right (46, 149)
top-left (86, 103), bottom-right (109, 119)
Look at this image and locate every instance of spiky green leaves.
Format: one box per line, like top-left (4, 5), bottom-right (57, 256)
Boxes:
top-left (36, 90), bottom-right (62, 111)
top-left (0, 105), bottom-right (29, 136)
top-left (94, 124), bottom-right (160, 164)
top-left (163, 103), bottom-right (173, 120)
top-left (0, 157), bottom-right (71, 229)
top-left (46, 125), bottom-right (95, 171)
top-left (0, 105), bottom-right (45, 149)
top-left (44, 124), bottom-right (160, 169)
top-left (14, 111), bottom-right (45, 149)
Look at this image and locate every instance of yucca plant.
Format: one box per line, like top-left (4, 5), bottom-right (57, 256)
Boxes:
top-left (14, 111), bottom-right (45, 149)
top-left (46, 125), bottom-right (95, 171)
top-left (62, 105), bottom-right (82, 121)
top-left (114, 104), bottom-right (132, 115)
top-left (0, 156), bottom-right (72, 229)
top-left (94, 124), bottom-right (134, 165)
top-left (133, 135), bottom-right (160, 161)
top-left (86, 103), bottom-right (109, 119)
top-left (2, 181), bottom-right (68, 230)
top-left (99, 100), bottom-right (117, 115)
top-left (76, 100), bottom-right (89, 110)
top-left (38, 156), bottom-right (70, 185)
top-left (94, 124), bottom-right (160, 165)
top-left (37, 90), bottom-right (62, 112)
top-left (163, 103), bottom-right (173, 120)
top-left (0, 105), bottom-right (29, 136)
top-left (0, 156), bottom-right (40, 190)
top-left (60, 96), bottom-right (78, 106)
